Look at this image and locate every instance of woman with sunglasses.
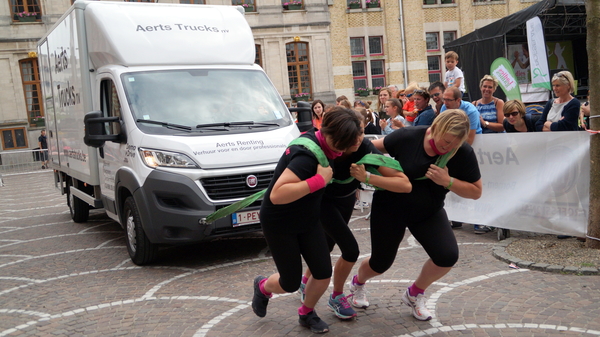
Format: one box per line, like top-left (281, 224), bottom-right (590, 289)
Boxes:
top-left (472, 75), bottom-right (505, 133)
top-left (535, 70), bottom-right (581, 131)
top-left (502, 99), bottom-right (540, 132)
top-left (396, 89), bottom-right (408, 106)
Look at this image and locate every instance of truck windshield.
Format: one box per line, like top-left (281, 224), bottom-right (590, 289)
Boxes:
top-left (122, 69), bottom-right (293, 134)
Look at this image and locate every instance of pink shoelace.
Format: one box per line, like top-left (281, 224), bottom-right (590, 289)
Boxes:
top-left (338, 294), bottom-right (353, 308)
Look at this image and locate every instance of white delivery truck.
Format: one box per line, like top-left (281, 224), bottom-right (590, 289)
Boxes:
top-left (37, 1), bottom-right (299, 265)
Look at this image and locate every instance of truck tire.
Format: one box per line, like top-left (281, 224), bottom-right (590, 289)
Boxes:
top-left (123, 196), bottom-right (158, 265)
top-left (67, 178), bottom-right (89, 223)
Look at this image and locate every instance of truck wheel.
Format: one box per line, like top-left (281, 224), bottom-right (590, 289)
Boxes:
top-left (123, 196), bottom-right (158, 265)
top-left (67, 178), bottom-right (89, 223)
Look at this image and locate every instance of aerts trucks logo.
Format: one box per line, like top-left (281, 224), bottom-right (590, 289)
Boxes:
top-left (136, 24), bottom-right (229, 33)
top-left (53, 47), bottom-right (81, 108)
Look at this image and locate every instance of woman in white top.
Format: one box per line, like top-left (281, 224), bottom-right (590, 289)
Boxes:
top-left (379, 98), bottom-right (405, 135)
top-left (535, 71), bottom-right (581, 131)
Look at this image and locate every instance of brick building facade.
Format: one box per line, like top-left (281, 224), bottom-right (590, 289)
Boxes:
top-left (0, 0), bottom-right (538, 153)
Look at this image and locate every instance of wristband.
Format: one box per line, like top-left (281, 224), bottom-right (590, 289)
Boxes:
top-left (365, 171), bottom-right (371, 185)
top-left (306, 174), bottom-right (326, 193)
top-left (445, 177), bottom-right (454, 190)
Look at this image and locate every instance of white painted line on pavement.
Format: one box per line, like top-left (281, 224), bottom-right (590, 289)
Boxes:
top-left (395, 323), bottom-right (600, 337)
top-left (0, 232), bottom-right (123, 250)
top-left (427, 269), bottom-right (529, 326)
top-left (113, 259), bottom-right (131, 269)
top-left (0, 220), bottom-right (72, 235)
top-left (95, 237), bottom-right (124, 249)
top-left (0, 211), bottom-right (70, 225)
top-left (0, 277), bottom-right (44, 283)
top-left (79, 223), bottom-right (117, 234)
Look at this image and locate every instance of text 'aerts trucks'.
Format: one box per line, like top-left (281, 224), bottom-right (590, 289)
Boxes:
top-left (37, 0), bottom-right (300, 265)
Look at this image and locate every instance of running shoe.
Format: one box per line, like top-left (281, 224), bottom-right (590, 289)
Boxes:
top-left (347, 281), bottom-right (369, 308)
top-left (299, 310), bottom-right (329, 333)
top-left (328, 293), bottom-right (357, 320)
top-left (473, 224), bottom-right (491, 234)
top-left (401, 289), bottom-right (432, 321)
top-left (252, 275), bottom-right (270, 317)
top-left (298, 281), bottom-right (306, 304)
top-left (450, 221), bottom-right (462, 228)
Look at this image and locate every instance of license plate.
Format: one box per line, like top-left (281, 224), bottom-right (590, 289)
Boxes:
top-left (232, 210), bottom-right (260, 227)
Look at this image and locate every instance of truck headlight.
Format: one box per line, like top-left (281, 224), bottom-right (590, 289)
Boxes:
top-left (139, 148), bottom-right (198, 168)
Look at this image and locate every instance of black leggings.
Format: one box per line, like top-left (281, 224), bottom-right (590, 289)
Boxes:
top-left (320, 193), bottom-right (359, 263)
top-left (262, 224), bottom-right (332, 293)
top-left (368, 202), bottom-right (459, 274)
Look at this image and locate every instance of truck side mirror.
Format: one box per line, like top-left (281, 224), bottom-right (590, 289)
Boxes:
top-left (83, 111), bottom-right (126, 147)
top-left (289, 101), bottom-right (313, 133)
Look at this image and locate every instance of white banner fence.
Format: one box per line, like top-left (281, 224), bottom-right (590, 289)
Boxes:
top-left (446, 132), bottom-right (590, 237)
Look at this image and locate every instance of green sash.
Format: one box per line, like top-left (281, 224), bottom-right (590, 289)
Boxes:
top-left (414, 152), bottom-right (452, 180)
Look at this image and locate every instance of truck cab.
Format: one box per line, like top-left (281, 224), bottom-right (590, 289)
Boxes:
top-left (38, 1), bottom-right (299, 265)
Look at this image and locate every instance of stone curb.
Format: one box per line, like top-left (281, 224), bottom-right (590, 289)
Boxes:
top-left (492, 237), bottom-right (600, 275)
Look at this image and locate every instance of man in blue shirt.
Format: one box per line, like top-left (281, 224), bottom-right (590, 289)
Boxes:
top-left (440, 87), bottom-right (481, 145)
top-left (440, 87), bottom-right (486, 233)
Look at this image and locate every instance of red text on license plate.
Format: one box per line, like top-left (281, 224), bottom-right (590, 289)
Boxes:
top-left (232, 210), bottom-right (260, 227)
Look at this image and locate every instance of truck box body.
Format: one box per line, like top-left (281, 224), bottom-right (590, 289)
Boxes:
top-left (38, 1), bottom-right (299, 264)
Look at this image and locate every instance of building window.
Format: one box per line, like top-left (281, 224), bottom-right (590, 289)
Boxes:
top-left (426, 32), bottom-right (439, 51)
top-left (350, 37), bottom-right (365, 57)
top-left (286, 42), bottom-right (311, 97)
top-left (1, 128), bottom-right (28, 150)
top-left (352, 62), bottom-right (367, 90)
top-left (368, 36), bottom-right (383, 55)
top-left (351, 36), bottom-right (386, 92)
top-left (365, 0), bottom-right (380, 8)
top-left (427, 56), bottom-right (441, 83)
top-left (10, 0), bottom-right (41, 22)
top-left (232, 0), bottom-right (255, 11)
top-left (180, 0), bottom-right (206, 3)
top-left (370, 60), bottom-right (385, 88)
top-left (443, 31), bottom-right (456, 48)
top-left (282, 0), bottom-right (303, 10)
top-left (347, 0), bottom-right (362, 9)
top-left (255, 45), bottom-right (262, 67)
top-left (423, 0), bottom-right (454, 4)
top-left (125, 0), bottom-right (155, 2)
top-left (19, 58), bottom-right (43, 127)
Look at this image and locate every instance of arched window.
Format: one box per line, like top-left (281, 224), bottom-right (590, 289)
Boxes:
top-left (19, 58), bottom-right (43, 127)
top-left (286, 42), bottom-right (311, 97)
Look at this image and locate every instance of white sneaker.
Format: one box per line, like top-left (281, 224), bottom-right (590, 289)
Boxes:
top-left (353, 201), bottom-right (369, 210)
top-left (401, 289), bottom-right (432, 321)
top-left (348, 281), bottom-right (369, 308)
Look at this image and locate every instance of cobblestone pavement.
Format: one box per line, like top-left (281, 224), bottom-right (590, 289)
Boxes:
top-left (1, 172), bottom-right (599, 336)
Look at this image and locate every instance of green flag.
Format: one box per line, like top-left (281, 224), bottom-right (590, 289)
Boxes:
top-left (490, 57), bottom-right (522, 101)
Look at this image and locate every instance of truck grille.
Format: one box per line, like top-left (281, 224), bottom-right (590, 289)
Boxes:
top-left (200, 171), bottom-right (274, 200)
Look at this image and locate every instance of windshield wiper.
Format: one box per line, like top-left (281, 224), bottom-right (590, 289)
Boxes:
top-left (136, 119), bottom-right (192, 131)
top-left (196, 121), bottom-right (279, 128)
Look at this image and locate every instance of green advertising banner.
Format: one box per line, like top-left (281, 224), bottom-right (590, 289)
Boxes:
top-left (491, 57), bottom-right (522, 101)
